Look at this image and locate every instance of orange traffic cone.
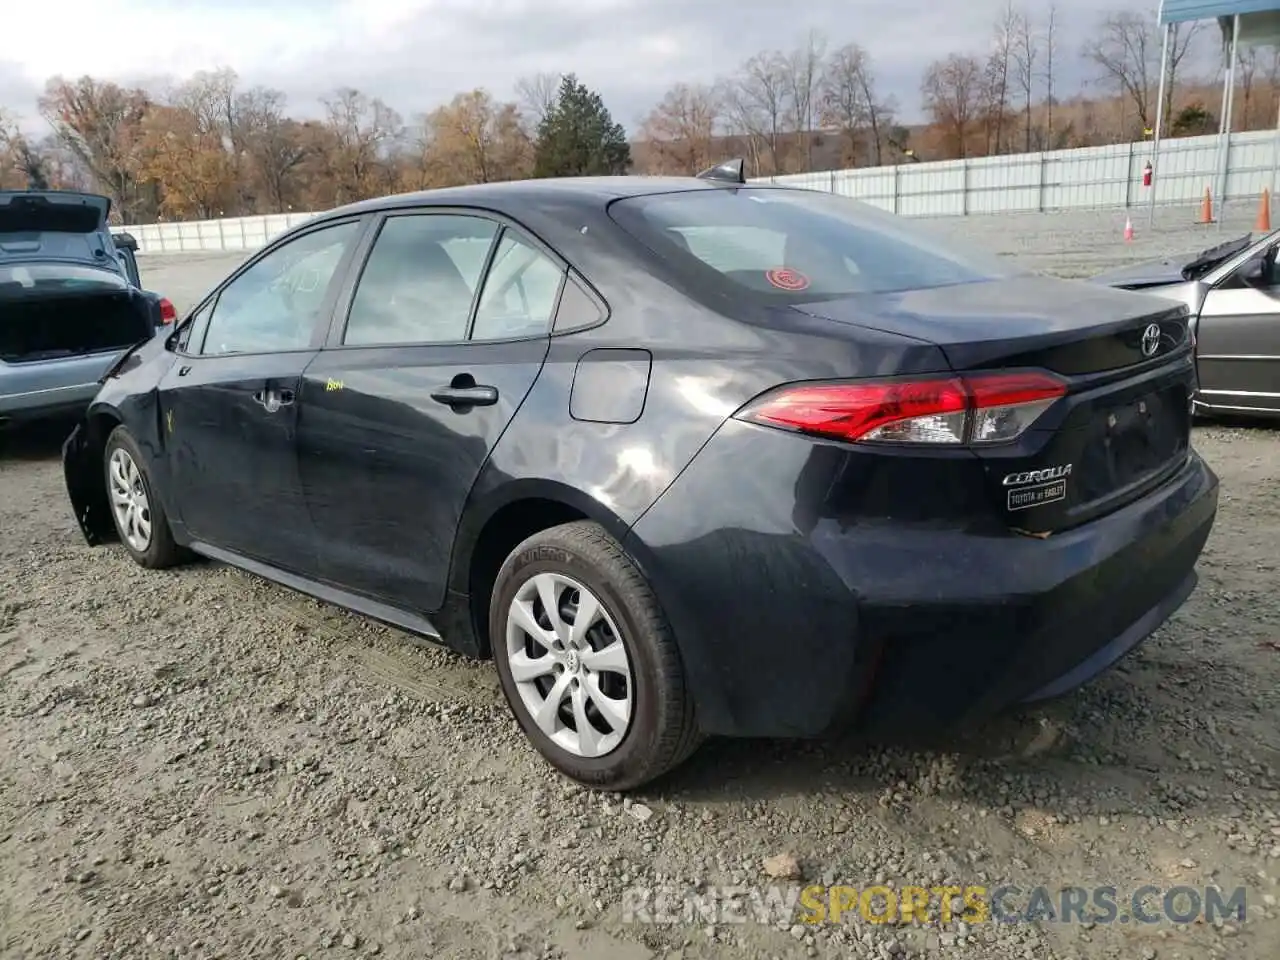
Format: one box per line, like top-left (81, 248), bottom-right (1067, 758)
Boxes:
top-left (1199, 187), bottom-right (1214, 224)
top-left (1124, 216), bottom-right (1134, 241)
top-left (1256, 188), bottom-right (1271, 231)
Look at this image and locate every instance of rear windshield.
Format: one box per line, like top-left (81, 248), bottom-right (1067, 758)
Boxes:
top-left (0, 262), bottom-right (127, 298)
top-left (608, 187), bottom-right (1020, 299)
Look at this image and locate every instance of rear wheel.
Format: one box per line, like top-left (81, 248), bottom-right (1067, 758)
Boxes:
top-left (103, 425), bottom-right (186, 569)
top-left (489, 520), bottom-right (700, 790)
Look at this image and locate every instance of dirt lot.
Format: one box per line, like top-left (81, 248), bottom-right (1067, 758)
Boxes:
top-left (3, 212), bottom-right (1280, 960)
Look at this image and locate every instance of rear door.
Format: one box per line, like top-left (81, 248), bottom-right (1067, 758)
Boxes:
top-left (159, 217), bottom-right (367, 572)
top-left (297, 209), bottom-right (562, 611)
top-left (1195, 244), bottom-right (1280, 414)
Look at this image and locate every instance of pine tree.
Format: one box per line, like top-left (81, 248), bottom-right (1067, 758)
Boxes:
top-left (533, 74), bottom-right (631, 178)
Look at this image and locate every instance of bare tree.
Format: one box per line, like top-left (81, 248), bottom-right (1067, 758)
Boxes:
top-left (639, 83), bottom-right (722, 175)
top-left (1265, 48), bottom-right (1280, 129)
top-left (819, 42), bottom-right (894, 165)
top-left (722, 51), bottom-right (789, 176)
top-left (514, 72), bottom-right (561, 133)
top-left (781, 30), bottom-right (827, 171)
top-left (1044, 2), bottom-right (1058, 145)
top-left (921, 54), bottom-right (985, 158)
top-left (1010, 6), bottom-right (1038, 150)
top-left (984, 1), bottom-right (1019, 154)
top-left (1237, 46), bottom-right (1259, 128)
top-left (321, 88), bottom-right (402, 204)
top-left (238, 88), bottom-right (308, 212)
top-left (1083, 11), bottom-right (1159, 134)
top-left (1163, 22), bottom-right (1203, 127)
top-left (1083, 11), bottom-right (1200, 138)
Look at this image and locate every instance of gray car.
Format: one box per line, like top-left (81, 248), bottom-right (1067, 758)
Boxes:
top-left (0, 190), bottom-right (174, 427)
top-left (1090, 231), bottom-right (1280, 418)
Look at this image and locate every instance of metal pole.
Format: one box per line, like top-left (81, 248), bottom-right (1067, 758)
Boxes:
top-left (1269, 87), bottom-right (1280, 201)
top-left (1148, 21), bottom-right (1171, 227)
top-left (1216, 16), bottom-right (1240, 231)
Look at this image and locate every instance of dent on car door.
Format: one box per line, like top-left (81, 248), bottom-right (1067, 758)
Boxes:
top-left (159, 218), bottom-right (366, 571)
top-left (297, 210), bottom-right (561, 611)
top-left (1197, 244), bottom-right (1280, 413)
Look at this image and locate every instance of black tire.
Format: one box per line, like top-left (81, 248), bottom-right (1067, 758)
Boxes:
top-left (489, 520), bottom-right (701, 791)
top-left (103, 425), bottom-right (187, 569)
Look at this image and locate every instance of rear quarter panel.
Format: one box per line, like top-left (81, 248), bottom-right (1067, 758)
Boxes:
top-left (448, 201), bottom-right (953, 592)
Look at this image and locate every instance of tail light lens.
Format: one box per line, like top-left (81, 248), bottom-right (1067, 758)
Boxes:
top-left (158, 298), bottom-right (177, 324)
top-left (735, 371), bottom-right (1067, 446)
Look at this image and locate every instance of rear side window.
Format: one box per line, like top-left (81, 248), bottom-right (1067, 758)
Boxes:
top-left (608, 188), bottom-right (1020, 299)
top-left (471, 232), bottom-right (565, 341)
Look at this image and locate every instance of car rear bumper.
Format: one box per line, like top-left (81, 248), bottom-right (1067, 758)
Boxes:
top-left (625, 419), bottom-right (1219, 739)
top-left (0, 352), bottom-right (119, 423)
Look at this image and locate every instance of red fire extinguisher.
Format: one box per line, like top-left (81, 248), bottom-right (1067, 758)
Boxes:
top-left (1143, 161), bottom-right (1153, 187)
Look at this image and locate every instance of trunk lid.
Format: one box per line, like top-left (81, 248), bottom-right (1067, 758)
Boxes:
top-left (0, 191), bottom-right (111, 236)
top-left (791, 276), bottom-right (1191, 374)
top-left (794, 276), bottom-right (1196, 532)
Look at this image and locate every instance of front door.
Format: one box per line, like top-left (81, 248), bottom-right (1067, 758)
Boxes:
top-left (297, 211), bottom-right (564, 611)
top-left (1198, 245), bottom-right (1280, 414)
top-left (161, 218), bottom-right (366, 572)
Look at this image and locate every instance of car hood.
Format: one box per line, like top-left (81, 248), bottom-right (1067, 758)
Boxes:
top-left (1087, 233), bottom-right (1255, 289)
top-left (1086, 257), bottom-right (1189, 289)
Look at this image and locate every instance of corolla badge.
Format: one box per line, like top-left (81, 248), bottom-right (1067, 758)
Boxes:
top-left (1141, 322), bottom-right (1161, 358)
top-left (1003, 464), bottom-right (1072, 486)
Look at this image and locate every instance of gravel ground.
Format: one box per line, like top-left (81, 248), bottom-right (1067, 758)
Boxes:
top-left (2, 209), bottom-right (1280, 960)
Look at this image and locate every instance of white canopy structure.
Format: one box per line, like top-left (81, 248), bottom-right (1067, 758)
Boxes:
top-left (1149, 0), bottom-right (1280, 224)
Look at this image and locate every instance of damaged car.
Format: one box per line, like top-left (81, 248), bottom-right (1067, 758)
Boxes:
top-left (1, 190), bottom-right (176, 428)
top-left (1089, 231), bottom-right (1280, 418)
top-left (63, 164), bottom-right (1219, 790)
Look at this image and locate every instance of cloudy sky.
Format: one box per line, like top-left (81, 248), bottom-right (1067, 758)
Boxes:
top-left (0, 0), bottom-right (1216, 136)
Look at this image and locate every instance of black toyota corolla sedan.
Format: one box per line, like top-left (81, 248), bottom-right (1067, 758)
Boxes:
top-left (62, 161), bottom-right (1219, 790)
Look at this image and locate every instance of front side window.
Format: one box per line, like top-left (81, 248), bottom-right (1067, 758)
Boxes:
top-left (344, 214), bottom-right (500, 346)
top-left (609, 187), bottom-right (1021, 300)
top-left (200, 220), bottom-right (359, 356)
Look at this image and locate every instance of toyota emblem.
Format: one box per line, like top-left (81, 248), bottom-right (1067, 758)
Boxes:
top-left (1140, 322), bottom-right (1161, 358)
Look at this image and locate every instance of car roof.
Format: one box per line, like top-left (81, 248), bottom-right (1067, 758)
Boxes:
top-left (317, 176), bottom-right (757, 222)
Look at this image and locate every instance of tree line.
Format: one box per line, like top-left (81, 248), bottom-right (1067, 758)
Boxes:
top-left (2, 4), bottom-right (1277, 225)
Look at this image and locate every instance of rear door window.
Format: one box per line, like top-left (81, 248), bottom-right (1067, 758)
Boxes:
top-left (608, 188), bottom-right (1020, 300)
top-left (343, 214), bottom-right (500, 346)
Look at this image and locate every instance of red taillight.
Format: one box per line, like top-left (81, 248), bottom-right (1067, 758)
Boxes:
top-left (735, 371), bottom-right (1067, 446)
top-left (158, 297), bottom-right (177, 324)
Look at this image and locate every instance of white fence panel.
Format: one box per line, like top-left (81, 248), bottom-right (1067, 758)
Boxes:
top-left (113, 129), bottom-right (1280, 255)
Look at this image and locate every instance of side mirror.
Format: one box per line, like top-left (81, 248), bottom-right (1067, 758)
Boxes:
top-left (114, 232), bottom-right (138, 252)
top-left (1239, 255), bottom-right (1275, 287)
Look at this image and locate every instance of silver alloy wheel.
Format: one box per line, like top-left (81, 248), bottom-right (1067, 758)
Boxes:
top-left (107, 447), bottom-right (152, 553)
top-left (505, 572), bottom-right (634, 758)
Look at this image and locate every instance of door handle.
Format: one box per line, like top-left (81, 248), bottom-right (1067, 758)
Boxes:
top-left (253, 388), bottom-right (295, 412)
top-left (178, 365), bottom-right (191, 376)
top-left (431, 384), bottom-right (498, 407)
